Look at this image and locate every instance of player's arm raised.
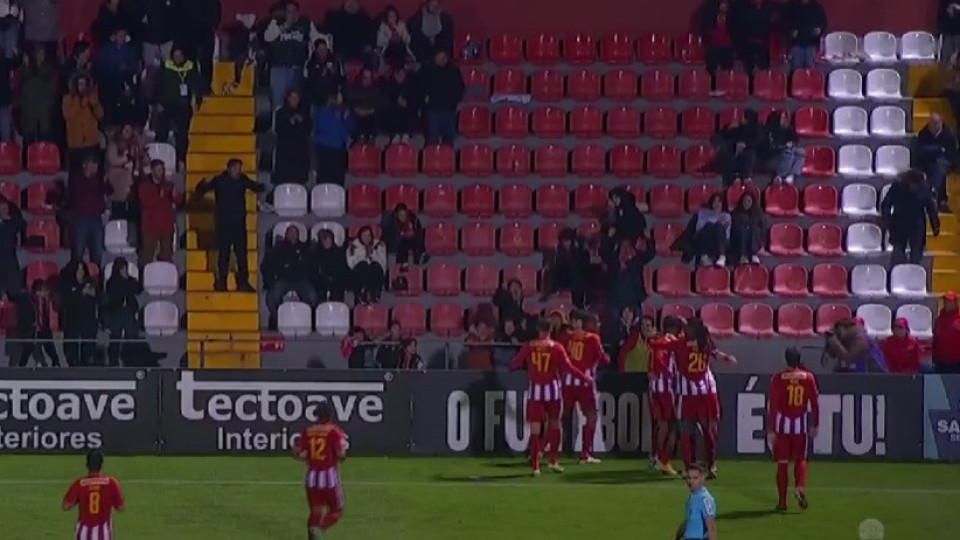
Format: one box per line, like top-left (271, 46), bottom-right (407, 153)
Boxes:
top-left (61, 481), bottom-right (79, 511)
top-left (509, 343), bottom-right (531, 371)
top-left (807, 373), bottom-right (821, 438)
top-left (713, 347), bottom-right (738, 365)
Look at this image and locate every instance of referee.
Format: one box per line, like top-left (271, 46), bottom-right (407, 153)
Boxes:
top-left (674, 463), bottom-right (717, 540)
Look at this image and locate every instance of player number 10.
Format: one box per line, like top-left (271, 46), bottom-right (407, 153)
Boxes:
top-left (88, 491), bottom-right (101, 515)
top-left (531, 351), bottom-right (552, 373)
top-left (569, 341), bottom-right (584, 361)
top-left (687, 352), bottom-right (707, 373)
top-left (310, 436), bottom-right (328, 461)
top-left (787, 383), bottom-right (805, 408)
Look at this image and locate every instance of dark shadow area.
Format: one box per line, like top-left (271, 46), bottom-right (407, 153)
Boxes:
top-left (434, 472), bottom-right (533, 483)
top-left (716, 509), bottom-right (784, 520)
top-left (558, 468), bottom-right (681, 485)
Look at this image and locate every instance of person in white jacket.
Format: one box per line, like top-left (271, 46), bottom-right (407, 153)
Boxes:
top-left (0, 0), bottom-right (23, 58)
top-left (376, 6), bottom-right (413, 71)
top-left (346, 225), bottom-right (387, 304)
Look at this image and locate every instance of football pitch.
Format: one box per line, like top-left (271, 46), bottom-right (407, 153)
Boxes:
top-left (0, 456), bottom-right (956, 539)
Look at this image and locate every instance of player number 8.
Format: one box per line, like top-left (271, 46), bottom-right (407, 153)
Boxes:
top-left (89, 491), bottom-right (101, 515)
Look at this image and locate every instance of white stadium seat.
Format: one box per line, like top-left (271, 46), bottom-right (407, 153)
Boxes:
top-left (104, 220), bottom-right (136, 255)
top-left (851, 264), bottom-right (889, 297)
top-left (311, 222), bottom-right (346, 246)
top-left (273, 183), bottom-right (308, 217)
top-left (841, 183), bottom-right (879, 217)
top-left (832, 106), bottom-right (868, 137)
top-left (103, 257), bottom-right (140, 281)
top-left (144, 142), bottom-right (176, 173)
top-left (896, 304), bottom-right (933, 339)
top-left (315, 302), bottom-right (350, 337)
top-left (272, 221), bottom-right (309, 243)
top-left (823, 31), bottom-right (861, 63)
top-left (827, 69), bottom-right (864, 99)
top-left (863, 31), bottom-right (898, 62)
top-left (870, 106), bottom-right (907, 137)
top-left (837, 144), bottom-right (873, 176)
top-left (890, 264), bottom-right (928, 298)
top-left (278, 301), bottom-right (313, 337)
top-left (846, 223), bottom-right (883, 255)
top-left (142, 261), bottom-right (179, 296)
top-left (310, 184), bottom-right (346, 218)
top-left (875, 145), bottom-right (910, 176)
top-left (144, 300), bottom-right (180, 337)
top-left (900, 31), bottom-right (937, 62)
top-left (866, 69), bottom-right (902, 99)
top-left (857, 304), bottom-right (893, 337)
top-left (879, 183), bottom-right (891, 207)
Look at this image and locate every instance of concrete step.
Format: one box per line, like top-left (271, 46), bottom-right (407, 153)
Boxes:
top-left (186, 270), bottom-right (260, 292)
top-left (188, 351), bottom-right (262, 369)
top-left (187, 153), bottom-right (257, 174)
top-left (190, 115), bottom-right (255, 135)
top-left (212, 63), bottom-right (255, 98)
top-left (186, 291), bottom-right (260, 312)
top-left (196, 97), bottom-right (255, 117)
top-left (186, 250), bottom-right (259, 272)
top-left (186, 229), bottom-right (258, 250)
top-left (187, 311), bottom-right (259, 332)
top-left (189, 134), bottom-right (257, 154)
top-left (186, 212), bottom-right (257, 232)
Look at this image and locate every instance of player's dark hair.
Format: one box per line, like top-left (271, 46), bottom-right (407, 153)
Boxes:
top-left (86, 450), bottom-right (104, 471)
top-left (785, 347), bottom-right (803, 368)
top-left (315, 401), bottom-right (334, 423)
top-left (661, 315), bottom-right (682, 335)
top-left (685, 318), bottom-right (711, 351)
top-left (535, 317), bottom-right (552, 334)
top-left (570, 309), bottom-right (589, 324)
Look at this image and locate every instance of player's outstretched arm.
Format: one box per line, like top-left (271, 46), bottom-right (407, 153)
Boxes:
top-left (509, 344), bottom-right (530, 371)
top-left (714, 349), bottom-right (738, 364)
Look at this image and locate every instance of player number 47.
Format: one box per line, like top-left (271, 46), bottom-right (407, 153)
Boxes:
top-left (531, 351), bottom-right (551, 372)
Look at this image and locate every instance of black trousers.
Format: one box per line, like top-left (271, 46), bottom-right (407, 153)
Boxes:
top-left (706, 46), bottom-right (735, 89)
top-left (890, 226), bottom-right (927, 265)
top-left (315, 145), bottom-right (348, 186)
top-left (156, 103), bottom-right (193, 162)
top-left (18, 330), bottom-right (61, 367)
top-left (216, 226), bottom-right (249, 285)
top-left (934, 363), bottom-right (960, 374)
top-left (395, 237), bottom-right (423, 264)
top-left (63, 328), bottom-right (97, 367)
top-left (694, 224), bottom-right (729, 260)
top-left (351, 261), bottom-right (385, 295)
top-left (738, 41), bottom-right (770, 77)
top-left (719, 146), bottom-right (757, 185)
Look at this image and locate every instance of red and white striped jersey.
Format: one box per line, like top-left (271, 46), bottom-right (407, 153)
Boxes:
top-left (561, 332), bottom-right (607, 388)
top-left (671, 340), bottom-right (718, 396)
top-left (511, 338), bottom-right (589, 401)
top-left (771, 413), bottom-right (810, 435)
top-left (767, 368), bottom-right (820, 435)
top-left (75, 523), bottom-right (114, 540)
top-left (647, 335), bottom-right (679, 395)
top-left (528, 379), bottom-right (562, 402)
top-left (305, 467), bottom-right (341, 490)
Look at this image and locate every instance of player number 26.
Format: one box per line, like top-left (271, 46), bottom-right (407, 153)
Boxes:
top-left (687, 352), bottom-right (707, 374)
top-left (309, 436), bottom-right (328, 461)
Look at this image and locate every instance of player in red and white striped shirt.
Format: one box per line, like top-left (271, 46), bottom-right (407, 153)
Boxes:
top-left (767, 347), bottom-right (820, 512)
top-left (561, 309), bottom-right (609, 464)
top-left (62, 451), bottom-right (125, 540)
top-left (646, 315), bottom-right (683, 476)
top-left (294, 402), bottom-right (348, 540)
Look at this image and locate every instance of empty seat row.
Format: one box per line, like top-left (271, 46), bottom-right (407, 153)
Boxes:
top-left (831, 106), bottom-right (907, 137)
top-left (827, 68), bottom-right (902, 100)
top-left (280, 301), bottom-right (468, 337)
top-left (837, 144), bottom-right (909, 177)
top-left (824, 30), bottom-right (938, 63)
top-left (462, 32), bottom-right (703, 66)
top-left (0, 142), bottom-right (61, 176)
top-left (14, 219), bottom-right (140, 255)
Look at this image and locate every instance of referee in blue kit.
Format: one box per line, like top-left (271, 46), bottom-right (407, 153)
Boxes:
top-left (674, 463), bottom-right (717, 540)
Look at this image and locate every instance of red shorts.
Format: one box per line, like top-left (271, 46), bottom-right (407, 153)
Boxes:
top-left (562, 386), bottom-right (597, 416)
top-left (679, 393), bottom-right (720, 423)
top-left (526, 399), bottom-right (561, 423)
top-left (773, 433), bottom-right (809, 462)
top-left (649, 392), bottom-right (676, 421)
top-left (306, 486), bottom-right (344, 512)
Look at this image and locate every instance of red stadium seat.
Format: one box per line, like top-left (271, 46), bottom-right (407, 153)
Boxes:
top-left (738, 303), bottom-right (776, 338)
top-left (777, 303), bottom-right (815, 337)
top-left (422, 182), bottom-right (457, 218)
top-left (25, 260), bottom-right (59, 289)
top-left (489, 33), bottom-right (524, 65)
top-left (499, 183), bottom-right (534, 218)
top-left (647, 145), bottom-right (682, 178)
top-left (352, 304), bottom-right (389, 335)
top-left (527, 33), bottom-right (561, 65)
top-left (681, 107), bottom-right (716, 139)
top-left (686, 183), bottom-right (719, 212)
top-left (531, 106), bottom-right (567, 138)
top-left (348, 143), bottom-right (381, 177)
top-left (606, 106), bottom-right (642, 139)
top-left (461, 67), bottom-right (490, 102)
top-left (573, 182), bottom-right (608, 217)
top-left (815, 303), bottom-right (852, 334)
top-left (609, 144), bottom-right (644, 178)
top-left (460, 183), bottom-right (495, 218)
top-left (753, 70), bottom-right (787, 101)
top-left (343, 60), bottom-right (363, 83)
top-left (569, 106), bottom-right (603, 138)
top-left (716, 70), bottom-right (750, 100)
top-left (644, 106), bottom-right (678, 138)
top-left (684, 145), bottom-right (717, 177)
top-left (0, 298), bottom-right (16, 336)
top-left (764, 183), bottom-right (801, 217)
top-left (717, 107), bottom-right (745, 128)
top-left (568, 69), bottom-right (602, 102)
top-left (649, 183), bottom-right (684, 218)
top-left (641, 69), bottom-right (675, 100)
top-left (465, 263), bottom-right (500, 297)
top-left (603, 69), bottom-right (639, 101)
top-left (534, 145), bottom-right (569, 177)
top-left (0, 142), bottom-right (21, 175)
top-left (424, 222), bottom-right (459, 255)
top-left (733, 264), bottom-right (770, 297)
top-left (661, 303), bottom-right (695, 321)
top-left (803, 183), bottom-right (840, 217)
top-left (392, 303), bottom-right (427, 336)
top-left (571, 145), bottom-right (606, 177)
top-left (791, 69), bottom-right (826, 101)
top-left (773, 264), bottom-right (810, 297)
top-left (812, 263), bottom-right (850, 298)
top-left (453, 33), bottom-right (484, 65)
top-left (347, 183), bottom-right (382, 217)
top-left (503, 263), bottom-right (538, 292)
top-left (459, 144), bottom-right (494, 177)
top-left (385, 143), bottom-right (418, 177)
top-left (637, 32), bottom-right (672, 64)
top-left (492, 68), bottom-right (527, 95)
top-left (701, 303), bottom-right (735, 337)
top-left (496, 144), bottom-right (531, 177)
top-left (462, 222), bottom-right (496, 256)
top-left (724, 182), bottom-right (760, 210)
top-left (500, 222), bottom-right (535, 256)
top-left (431, 303), bottom-right (465, 336)
top-left (653, 222), bottom-right (684, 256)
top-left (459, 106), bottom-right (493, 138)
top-left (696, 267), bottom-right (731, 297)
top-left (600, 33), bottom-right (635, 64)
top-left (769, 223), bottom-right (805, 256)
top-left (537, 222), bottom-right (563, 252)
top-left (806, 222), bottom-right (843, 256)
top-left (26, 143), bottom-right (60, 175)
top-left (657, 264), bottom-right (692, 297)
top-left (27, 181), bottom-right (62, 215)
top-left (675, 33), bottom-right (705, 64)
top-left (577, 222), bottom-right (601, 242)
top-left (535, 183), bottom-right (570, 217)
top-left (0, 181), bottom-right (20, 207)
top-left (794, 107), bottom-right (830, 138)
top-left (421, 144), bottom-right (456, 177)
top-left (384, 183), bottom-right (420, 212)
top-left (530, 69), bottom-right (565, 102)
top-left (803, 146), bottom-right (836, 177)
top-left (389, 265), bottom-right (424, 297)
top-left (26, 219), bottom-right (60, 252)
top-left (426, 263), bottom-right (462, 296)
top-left (563, 33), bottom-right (596, 64)
top-left (678, 69), bottom-right (711, 100)
top-left (494, 106), bottom-right (529, 138)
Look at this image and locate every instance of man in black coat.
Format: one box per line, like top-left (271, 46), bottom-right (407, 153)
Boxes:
top-left (881, 170), bottom-right (941, 265)
top-left (914, 113), bottom-right (958, 212)
top-left (262, 224), bottom-right (317, 328)
top-left (195, 159), bottom-right (265, 291)
top-left (418, 49), bottom-right (464, 145)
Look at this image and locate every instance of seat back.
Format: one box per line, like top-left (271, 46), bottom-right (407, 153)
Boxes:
top-left (315, 302), bottom-right (350, 336)
top-left (273, 183), bottom-right (308, 217)
top-left (837, 144), bottom-right (873, 176)
top-left (851, 264), bottom-right (888, 296)
top-left (846, 223), bottom-right (883, 254)
top-left (900, 31), bottom-right (937, 61)
top-left (832, 106), bottom-right (868, 137)
top-left (863, 31), bottom-right (898, 62)
top-left (841, 183), bottom-right (878, 216)
top-left (889, 264), bottom-right (928, 296)
top-left (870, 106), bottom-right (907, 136)
top-left (278, 301), bottom-right (313, 337)
top-left (823, 31), bottom-right (860, 60)
top-left (827, 69), bottom-right (863, 99)
top-left (311, 184), bottom-right (346, 218)
top-left (856, 304), bottom-right (893, 337)
top-left (865, 69), bottom-right (902, 99)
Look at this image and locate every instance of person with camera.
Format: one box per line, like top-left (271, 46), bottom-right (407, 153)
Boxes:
top-left (824, 319), bottom-right (886, 373)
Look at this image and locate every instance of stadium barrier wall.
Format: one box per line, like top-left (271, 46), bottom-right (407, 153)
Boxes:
top-left (0, 369), bottom-right (942, 461)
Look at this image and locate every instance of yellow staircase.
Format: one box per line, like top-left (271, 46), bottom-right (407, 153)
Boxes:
top-left (184, 62), bottom-right (261, 368)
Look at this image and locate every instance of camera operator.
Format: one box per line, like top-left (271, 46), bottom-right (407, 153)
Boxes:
top-left (824, 319), bottom-right (886, 373)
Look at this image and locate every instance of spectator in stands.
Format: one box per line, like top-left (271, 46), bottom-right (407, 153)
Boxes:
top-left (68, 156), bottom-right (108, 267)
top-left (881, 318), bottom-right (921, 374)
top-left (408, 0), bottom-right (454, 62)
top-left (715, 111), bottom-right (762, 186)
top-left (104, 257), bottom-right (141, 367)
top-left (701, 0), bottom-right (734, 94)
top-left (321, 0), bottom-right (377, 64)
top-left (601, 230), bottom-right (656, 320)
top-left (0, 197), bottom-right (25, 297)
top-left (381, 203), bottom-right (424, 265)
top-left (826, 318), bottom-right (885, 373)
top-left (398, 337), bottom-right (425, 370)
top-left (156, 46), bottom-right (202, 173)
top-left (377, 6), bottom-right (413, 71)
top-left (374, 320), bottom-right (403, 368)
top-left (91, 0), bottom-right (135, 46)
top-left (343, 326), bottom-right (374, 368)
top-left (493, 279), bottom-right (525, 325)
top-left (63, 41), bottom-right (93, 87)
top-left (313, 229), bottom-right (348, 302)
top-left (543, 228), bottom-right (590, 307)
top-left (933, 291), bottom-right (960, 374)
top-left (16, 279), bottom-right (61, 367)
top-left (135, 0), bottom-right (177, 65)
top-left (0, 20), bottom-right (18, 142)
top-left (785, 0), bottom-right (826, 72)
top-left (104, 79), bottom-right (149, 131)
top-left (729, 191), bottom-right (766, 264)
top-left (940, 0), bottom-right (960, 63)
top-left (603, 305), bottom-right (637, 368)
top-left (346, 225), bottom-right (387, 304)
top-left (22, 0), bottom-right (60, 57)
top-left (466, 319), bottom-right (494, 370)
top-left (19, 45), bottom-right (58, 143)
top-left (60, 259), bottom-right (100, 367)
top-left (263, 224), bottom-right (318, 328)
top-left (881, 170), bottom-right (940, 265)
top-left (305, 38), bottom-right (344, 109)
top-left (344, 69), bottom-right (380, 143)
top-left (0, 1), bottom-right (22, 59)
top-left (273, 89), bottom-right (312, 185)
top-left (178, 0), bottom-right (221, 96)
top-left (914, 113), bottom-right (958, 212)
top-left (730, 0), bottom-right (772, 80)
top-left (264, 1), bottom-right (323, 110)
top-left (380, 68), bottom-right (416, 143)
top-left (195, 159), bottom-right (265, 292)
top-left (492, 318), bottom-right (521, 371)
top-left (606, 187), bottom-right (647, 241)
top-left (63, 73), bottom-right (105, 168)
top-left (95, 28), bottom-right (140, 109)
top-left (420, 49), bottom-right (464, 145)
top-left (312, 91), bottom-right (354, 186)
top-left (138, 159), bottom-right (179, 263)
top-left (764, 110), bottom-right (805, 185)
top-left (696, 193), bottom-right (732, 267)
top-left (618, 313), bottom-right (659, 372)
top-left (105, 123), bottom-right (145, 218)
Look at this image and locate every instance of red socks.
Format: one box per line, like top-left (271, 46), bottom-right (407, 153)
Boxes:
top-left (680, 432), bottom-right (695, 469)
top-left (776, 463), bottom-right (789, 506)
top-left (581, 422), bottom-right (596, 459)
top-left (547, 427), bottom-right (562, 464)
top-left (320, 511), bottom-right (341, 532)
top-left (795, 460), bottom-right (807, 489)
top-left (704, 424), bottom-right (718, 468)
top-left (530, 434), bottom-right (542, 470)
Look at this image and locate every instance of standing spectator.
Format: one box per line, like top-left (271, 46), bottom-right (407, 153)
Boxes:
top-left (492, 318), bottom-right (522, 371)
top-left (91, 0), bottom-right (136, 46)
top-left (263, 1), bottom-right (323, 110)
top-left (764, 110), bottom-right (805, 185)
top-left (104, 79), bottom-right (149, 130)
top-left (312, 229), bottom-right (347, 301)
top-left (408, 0), bottom-right (454, 61)
top-left (785, 0), bottom-right (826, 72)
top-left (700, 0), bottom-right (735, 94)
top-left (915, 113), bottom-right (958, 212)
top-left (104, 257), bottom-right (141, 367)
top-left (881, 318), bottom-right (922, 374)
top-left (262, 224), bottom-right (318, 328)
top-left (731, 0), bottom-right (772, 80)
top-left (881, 170), bottom-right (940, 265)
top-left (63, 73), bottom-right (105, 168)
top-left (312, 91), bottom-right (354, 186)
top-left (95, 28), bottom-right (140, 109)
top-left (493, 279), bottom-right (525, 324)
top-left (155, 47), bottom-right (201, 172)
top-left (715, 111), bottom-right (763, 186)
top-left (273, 89), bottom-right (312, 185)
top-left (194, 159), bottom-right (265, 292)
top-left (346, 225), bottom-right (387, 304)
top-left (0, 47), bottom-right (17, 142)
top-left (135, 0), bottom-right (177, 65)
top-left (21, 0), bottom-right (60, 56)
top-left (610, 310), bottom-right (650, 372)
top-left (304, 38), bottom-right (343, 108)
top-left (729, 191), bottom-right (767, 264)
top-left (606, 187), bottom-right (647, 241)
top-left (465, 320), bottom-right (494, 370)
top-left (0, 197), bottom-right (25, 297)
top-left (377, 6), bottom-right (413, 71)
top-left (381, 203), bottom-right (424, 264)
top-left (60, 259), bottom-right (100, 367)
top-left (933, 291), bottom-right (960, 374)
top-left (0, 1), bottom-right (22, 59)
top-left (16, 280), bottom-right (61, 367)
top-left (179, 0), bottom-right (221, 96)
top-left (68, 156), bottom-right (108, 267)
top-left (543, 228), bottom-right (590, 307)
top-left (105, 123), bottom-right (145, 217)
top-left (343, 326), bottom-right (373, 368)
top-left (321, 0), bottom-right (377, 64)
top-left (397, 338), bottom-right (424, 370)
top-left (138, 159), bottom-right (179, 263)
top-left (344, 69), bottom-right (380, 143)
top-left (420, 49), bottom-right (464, 145)
top-left (19, 45), bottom-right (58, 143)
top-left (601, 233), bottom-right (656, 320)
top-left (63, 41), bottom-right (93, 85)
top-left (940, 0), bottom-right (960, 63)
top-left (374, 320), bottom-right (403, 369)
top-left (379, 68), bottom-right (416, 143)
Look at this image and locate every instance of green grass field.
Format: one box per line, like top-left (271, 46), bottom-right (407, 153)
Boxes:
top-left (0, 455), bottom-right (956, 539)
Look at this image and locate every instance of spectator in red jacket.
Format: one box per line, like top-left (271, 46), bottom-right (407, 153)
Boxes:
top-left (138, 159), bottom-right (180, 264)
top-left (68, 155), bottom-right (108, 267)
top-left (881, 318), bottom-right (921, 374)
top-left (933, 291), bottom-right (960, 374)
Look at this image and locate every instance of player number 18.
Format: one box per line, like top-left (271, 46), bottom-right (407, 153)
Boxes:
top-left (531, 351), bottom-right (551, 373)
top-left (88, 491), bottom-right (100, 515)
top-left (309, 436), bottom-right (328, 461)
top-left (787, 383), bottom-right (805, 408)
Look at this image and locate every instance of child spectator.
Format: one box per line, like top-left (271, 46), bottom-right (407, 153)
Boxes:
top-left (105, 123), bottom-right (145, 217)
top-left (465, 319), bottom-right (494, 370)
top-left (729, 191), bottom-right (766, 264)
top-left (17, 279), bottom-right (61, 367)
top-left (881, 318), bottom-right (921, 374)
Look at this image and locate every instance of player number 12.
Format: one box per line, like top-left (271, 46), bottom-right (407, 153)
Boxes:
top-left (309, 436), bottom-right (328, 461)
